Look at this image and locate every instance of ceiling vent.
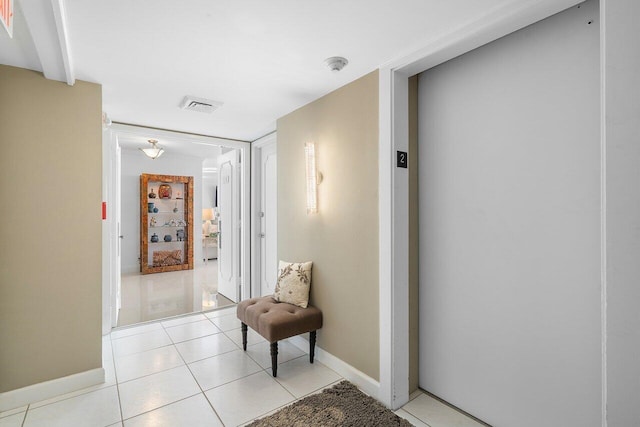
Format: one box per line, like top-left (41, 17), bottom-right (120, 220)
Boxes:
top-left (179, 96), bottom-right (223, 114)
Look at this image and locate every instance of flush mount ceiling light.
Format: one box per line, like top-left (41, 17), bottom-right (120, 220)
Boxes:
top-left (140, 139), bottom-right (164, 159)
top-left (324, 56), bottom-right (349, 72)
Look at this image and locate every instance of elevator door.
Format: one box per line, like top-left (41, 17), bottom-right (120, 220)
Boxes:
top-left (418, 2), bottom-right (601, 426)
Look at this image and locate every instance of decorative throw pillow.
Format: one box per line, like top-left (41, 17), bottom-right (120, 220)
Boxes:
top-left (274, 260), bottom-right (313, 308)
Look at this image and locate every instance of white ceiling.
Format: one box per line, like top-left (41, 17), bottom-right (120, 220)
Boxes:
top-left (2, 0), bottom-right (535, 142)
top-left (117, 132), bottom-right (223, 161)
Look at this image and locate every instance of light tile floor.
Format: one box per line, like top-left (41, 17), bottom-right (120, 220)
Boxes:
top-left (118, 260), bottom-right (234, 327)
top-left (0, 306), bottom-right (487, 427)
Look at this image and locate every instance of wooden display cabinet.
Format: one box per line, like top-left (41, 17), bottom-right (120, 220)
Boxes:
top-left (140, 173), bottom-right (194, 274)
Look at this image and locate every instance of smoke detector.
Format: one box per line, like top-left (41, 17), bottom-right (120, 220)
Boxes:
top-left (324, 56), bottom-right (349, 72)
top-left (179, 96), bottom-right (224, 114)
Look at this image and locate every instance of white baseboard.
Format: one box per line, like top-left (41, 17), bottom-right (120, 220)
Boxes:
top-left (0, 368), bottom-right (105, 412)
top-left (288, 335), bottom-right (381, 400)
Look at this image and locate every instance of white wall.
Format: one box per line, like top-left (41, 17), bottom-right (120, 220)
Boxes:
top-left (121, 149), bottom-right (204, 273)
top-left (418, 2), bottom-right (601, 426)
top-left (202, 173), bottom-right (218, 209)
top-left (603, 0), bottom-right (640, 425)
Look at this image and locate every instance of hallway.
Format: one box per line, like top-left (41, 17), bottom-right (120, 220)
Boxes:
top-left (0, 306), bottom-right (484, 426)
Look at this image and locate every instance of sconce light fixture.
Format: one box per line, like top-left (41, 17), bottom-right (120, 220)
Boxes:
top-left (305, 142), bottom-right (318, 214)
top-left (140, 139), bottom-right (165, 159)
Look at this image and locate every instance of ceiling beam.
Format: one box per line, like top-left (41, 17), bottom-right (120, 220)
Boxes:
top-left (19, 0), bottom-right (75, 85)
top-left (50, 0), bottom-right (74, 85)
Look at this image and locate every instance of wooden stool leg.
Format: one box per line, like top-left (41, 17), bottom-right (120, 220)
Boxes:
top-left (241, 323), bottom-right (248, 351)
top-left (270, 342), bottom-right (278, 377)
top-left (310, 330), bottom-right (317, 363)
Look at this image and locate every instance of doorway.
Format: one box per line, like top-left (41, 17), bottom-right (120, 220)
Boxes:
top-left (103, 124), bottom-right (251, 329)
top-left (217, 148), bottom-right (241, 303)
top-left (251, 133), bottom-right (277, 298)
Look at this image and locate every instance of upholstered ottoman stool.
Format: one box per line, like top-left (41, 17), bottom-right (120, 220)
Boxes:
top-left (237, 296), bottom-right (323, 377)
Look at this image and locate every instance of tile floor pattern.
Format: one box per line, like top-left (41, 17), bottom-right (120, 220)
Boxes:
top-left (0, 306), bottom-right (486, 427)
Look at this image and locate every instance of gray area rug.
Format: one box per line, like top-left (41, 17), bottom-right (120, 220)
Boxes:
top-left (247, 381), bottom-right (413, 426)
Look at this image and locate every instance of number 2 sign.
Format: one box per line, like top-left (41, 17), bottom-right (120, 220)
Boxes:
top-left (397, 151), bottom-right (408, 168)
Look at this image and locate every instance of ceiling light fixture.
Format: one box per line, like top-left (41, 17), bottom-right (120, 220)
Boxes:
top-left (324, 56), bottom-right (349, 72)
top-left (140, 139), bottom-right (165, 159)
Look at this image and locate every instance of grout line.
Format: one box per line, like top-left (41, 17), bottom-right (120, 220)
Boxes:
top-left (175, 338), bottom-right (205, 394)
top-left (199, 365), bottom-right (267, 393)
top-left (201, 393), bottom-right (225, 426)
top-left (112, 340), bottom-right (175, 359)
top-left (410, 389), bottom-right (492, 427)
top-left (115, 361), bottom-right (189, 387)
top-left (116, 333), bottom-right (201, 423)
top-left (175, 334), bottom-right (231, 426)
top-left (395, 408), bottom-right (433, 427)
top-left (181, 346), bottom-right (240, 365)
top-left (20, 383), bottom-right (120, 412)
top-left (120, 392), bottom-right (202, 423)
top-left (20, 406), bottom-right (27, 427)
top-left (119, 330), bottom-right (221, 424)
top-left (112, 331), bottom-right (125, 426)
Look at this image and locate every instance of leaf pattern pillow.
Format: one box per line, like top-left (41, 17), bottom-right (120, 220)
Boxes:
top-left (274, 260), bottom-right (313, 308)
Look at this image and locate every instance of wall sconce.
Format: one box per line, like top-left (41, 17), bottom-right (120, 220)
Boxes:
top-left (305, 142), bottom-right (319, 214)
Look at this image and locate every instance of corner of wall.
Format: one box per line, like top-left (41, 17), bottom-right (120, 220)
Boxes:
top-left (276, 70), bottom-right (380, 380)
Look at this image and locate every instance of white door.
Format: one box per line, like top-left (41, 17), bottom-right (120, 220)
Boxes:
top-left (218, 150), bottom-right (240, 302)
top-left (259, 143), bottom-right (277, 296)
top-left (111, 140), bottom-right (122, 327)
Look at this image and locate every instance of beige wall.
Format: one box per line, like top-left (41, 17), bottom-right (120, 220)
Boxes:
top-left (0, 65), bottom-right (103, 392)
top-left (277, 71), bottom-right (379, 380)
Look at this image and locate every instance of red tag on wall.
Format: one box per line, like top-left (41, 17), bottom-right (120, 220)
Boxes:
top-left (102, 202), bottom-right (107, 220)
top-left (1, 0), bottom-right (13, 38)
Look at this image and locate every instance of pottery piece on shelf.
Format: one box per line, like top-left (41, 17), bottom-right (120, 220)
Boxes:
top-left (153, 207), bottom-right (159, 213)
top-left (147, 202), bottom-right (155, 213)
top-left (150, 233), bottom-right (159, 243)
top-left (164, 234), bottom-right (172, 242)
top-left (176, 229), bottom-right (185, 241)
top-left (148, 188), bottom-right (156, 199)
top-left (150, 217), bottom-right (157, 227)
top-left (158, 184), bottom-right (172, 199)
